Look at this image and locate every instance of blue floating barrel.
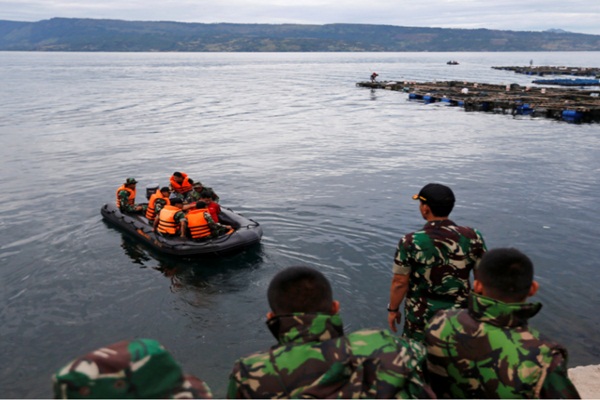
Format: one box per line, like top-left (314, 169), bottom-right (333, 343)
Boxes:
top-left (562, 110), bottom-right (583, 122)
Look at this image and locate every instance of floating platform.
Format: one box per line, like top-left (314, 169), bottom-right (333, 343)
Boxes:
top-left (492, 66), bottom-right (600, 78)
top-left (357, 80), bottom-right (600, 123)
top-left (532, 78), bottom-right (600, 87)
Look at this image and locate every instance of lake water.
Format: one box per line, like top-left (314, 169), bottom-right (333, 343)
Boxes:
top-left (1, 51), bottom-right (599, 397)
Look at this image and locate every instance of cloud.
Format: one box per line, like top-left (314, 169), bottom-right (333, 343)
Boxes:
top-left (1, 0), bottom-right (599, 35)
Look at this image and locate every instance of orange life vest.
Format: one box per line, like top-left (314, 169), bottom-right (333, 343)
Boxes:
top-left (170, 172), bottom-right (193, 194)
top-left (146, 190), bottom-right (171, 221)
top-left (157, 205), bottom-right (182, 235)
top-left (116, 185), bottom-right (136, 208)
top-left (187, 209), bottom-right (212, 239)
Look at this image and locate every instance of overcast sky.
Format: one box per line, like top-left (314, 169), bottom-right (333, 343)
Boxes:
top-left (1, 0), bottom-right (600, 35)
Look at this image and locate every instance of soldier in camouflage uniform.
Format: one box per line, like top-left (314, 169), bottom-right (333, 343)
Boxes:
top-left (116, 178), bottom-right (146, 214)
top-left (387, 183), bottom-right (486, 342)
top-left (228, 266), bottom-right (434, 399)
top-left (425, 248), bottom-right (580, 398)
top-left (185, 182), bottom-right (220, 204)
top-left (52, 338), bottom-right (212, 398)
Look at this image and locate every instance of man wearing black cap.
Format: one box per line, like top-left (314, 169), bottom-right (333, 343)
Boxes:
top-left (387, 183), bottom-right (487, 342)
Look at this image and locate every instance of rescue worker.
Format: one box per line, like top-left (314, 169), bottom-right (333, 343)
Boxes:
top-left (116, 177), bottom-right (145, 213)
top-left (145, 186), bottom-right (171, 222)
top-left (228, 266), bottom-right (434, 399)
top-left (370, 72), bottom-right (379, 82)
top-left (154, 197), bottom-right (187, 238)
top-left (186, 201), bottom-right (230, 240)
top-left (387, 183), bottom-right (487, 342)
top-left (52, 338), bottom-right (212, 398)
top-left (169, 171), bottom-right (194, 198)
top-left (186, 182), bottom-right (220, 204)
top-left (425, 248), bottom-right (580, 398)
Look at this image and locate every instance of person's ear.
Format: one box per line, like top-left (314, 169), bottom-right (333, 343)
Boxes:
top-left (331, 300), bottom-right (340, 314)
top-left (473, 279), bottom-right (484, 294)
top-left (528, 280), bottom-right (539, 297)
top-left (266, 311), bottom-right (275, 320)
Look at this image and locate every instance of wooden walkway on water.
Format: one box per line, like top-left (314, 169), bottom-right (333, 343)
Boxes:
top-left (492, 66), bottom-right (600, 77)
top-left (356, 80), bottom-right (600, 123)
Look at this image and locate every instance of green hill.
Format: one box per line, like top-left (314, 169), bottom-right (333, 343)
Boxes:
top-left (1, 18), bottom-right (599, 51)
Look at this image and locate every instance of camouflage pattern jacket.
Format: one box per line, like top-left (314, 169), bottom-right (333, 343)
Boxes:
top-left (425, 293), bottom-right (580, 399)
top-left (393, 219), bottom-right (486, 341)
top-left (227, 313), bottom-right (434, 399)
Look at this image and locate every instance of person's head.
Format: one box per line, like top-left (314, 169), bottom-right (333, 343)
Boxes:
top-left (199, 189), bottom-right (213, 203)
top-left (170, 197), bottom-right (183, 208)
top-left (125, 177), bottom-right (138, 188)
top-left (267, 266), bottom-right (338, 317)
top-left (413, 183), bottom-right (455, 218)
top-left (160, 187), bottom-right (170, 196)
top-left (52, 338), bottom-right (211, 399)
top-left (193, 182), bottom-right (204, 191)
top-left (195, 201), bottom-right (207, 209)
top-left (474, 248), bottom-right (538, 303)
top-left (172, 172), bottom-right (184, 183)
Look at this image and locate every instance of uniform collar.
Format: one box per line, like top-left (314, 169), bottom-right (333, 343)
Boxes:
top-left (422, 219), bottom-right (455, 229)
top-left (468, 293), bottom-right (542, 328)
top-left (266, 313), bottom-right (344, 345)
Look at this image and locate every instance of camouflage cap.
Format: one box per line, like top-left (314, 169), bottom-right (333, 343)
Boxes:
top-left (52, 339), bottom-right (212, 399)
top-left (125, 178), bottom-right (138, 185)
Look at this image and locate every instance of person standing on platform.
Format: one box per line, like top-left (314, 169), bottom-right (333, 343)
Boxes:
top-left (387, 183), bottom-right (487, 342)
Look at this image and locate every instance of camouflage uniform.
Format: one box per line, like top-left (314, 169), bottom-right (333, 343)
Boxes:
top-left (52, 338), bottom-right (212, 398)
top-left (197, 210), bottom-right (229, 238)
top-left (154, 197), bottom-right (168, 216)
top-left (393, 219), bottom-right (486, 342)
top-left (425, 293), bottom-right (580, 399)
top-left (185, 187), bottom-right (220, 203)
top-left (227, 313), bottom-right (434, 399)
top-left (117, 189), bottom-right (146, 213)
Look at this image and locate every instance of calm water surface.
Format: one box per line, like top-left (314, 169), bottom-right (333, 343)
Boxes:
top-left (1, 51), bottom-right (599, 397)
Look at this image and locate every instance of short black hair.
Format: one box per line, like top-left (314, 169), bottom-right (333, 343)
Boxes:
top-left (475, 248), bottom-right (534, 302)
top-left (199, 189), bottom-right (213, 199)
top-left (170, 197), bottom-right (183, 205)
top-left (427, 201), bottom-right (454, 217)
top-left (160, 187), bottom-right (170, 193)
top-left (173, 172), bottom-right (183, 178)
top-left (195, 201), bottom-right (207, 209)
top-left (267, 266), bottom-right (333, 315)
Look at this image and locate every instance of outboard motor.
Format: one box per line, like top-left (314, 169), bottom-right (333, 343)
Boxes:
top-left (146, 183), bottom-right (159, 200)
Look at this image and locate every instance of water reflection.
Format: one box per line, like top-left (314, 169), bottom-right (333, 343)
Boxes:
top-left (117, 232), bottom-right (265, 291)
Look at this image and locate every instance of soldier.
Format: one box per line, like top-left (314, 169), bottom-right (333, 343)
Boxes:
top-left (154, 197), bottom-right (187, 238)
top-left (146, 186), bottom-right (171, 223)
top-left (186, 182), bottom-right (220, 204)
top-left (387, 183), bottom-right (487, 342)
top-left (425, 248), bottom-right (580, 398)
top-left (169, 171), bottom-right (194, 198)
top-left (52, 338), bottom-right (212, 398)
top-left (116, 178), bottom-right (146, 213)
top-left (186, 201), bottom-right (231, 239)
top-left (228, 266), bottom-right (434, 399)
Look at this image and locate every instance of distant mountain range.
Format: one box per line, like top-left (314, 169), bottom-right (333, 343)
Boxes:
top-left (1, 18), bottom-right (599, 52)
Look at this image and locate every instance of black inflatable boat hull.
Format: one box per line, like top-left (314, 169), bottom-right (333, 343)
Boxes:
top-left (101, 203), bottom-right (263, 257)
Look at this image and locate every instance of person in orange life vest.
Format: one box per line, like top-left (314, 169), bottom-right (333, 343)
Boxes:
top-left (116, 177), bottom-right (145, 213)
top-left (186, 201), bottom-right (231, 239)
top-left (199, 189), bottom-right (222, 223)
top-left (169, 171), bottom-right (194, 198)
top-left (146, 187), bottom-right (171, 222)
top-left (153, 197), bottom-right (187, 238)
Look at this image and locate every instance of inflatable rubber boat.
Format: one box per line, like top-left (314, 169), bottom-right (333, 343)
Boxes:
top-left (100, 203), bottom-right (263, 257)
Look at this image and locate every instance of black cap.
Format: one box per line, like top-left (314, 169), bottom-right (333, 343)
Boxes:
top-left (412, 183), bottom-right (455, 204)
top-left (170, 197), bottom-right (183, 205)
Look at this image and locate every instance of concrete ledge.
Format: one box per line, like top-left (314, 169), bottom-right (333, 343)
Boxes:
top-left (569, 365), bottom-right (600, 399)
